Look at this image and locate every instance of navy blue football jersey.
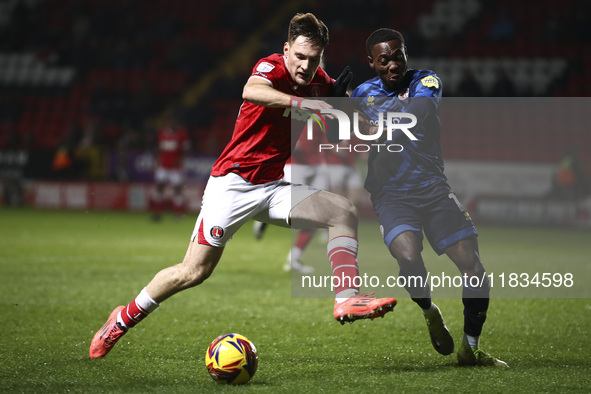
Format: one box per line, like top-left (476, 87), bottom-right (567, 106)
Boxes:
top-left (350, 69), bottom-right (447, 196)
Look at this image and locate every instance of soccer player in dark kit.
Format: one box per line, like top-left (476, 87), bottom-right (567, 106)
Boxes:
top-left (350, 28), bottom-right (507, 367)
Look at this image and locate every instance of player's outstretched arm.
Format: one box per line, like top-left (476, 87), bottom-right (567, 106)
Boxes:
top-left (243, 77), bottom-right (333, 111)
top-left (242, 77), bottom-right (293, 108)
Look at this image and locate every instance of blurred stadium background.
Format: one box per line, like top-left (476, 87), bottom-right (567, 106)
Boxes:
top-left (0, 0), bottom-right (590, 227)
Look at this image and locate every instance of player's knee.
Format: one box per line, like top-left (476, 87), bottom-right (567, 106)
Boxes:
top-left (344, 200), bottom-right (359, 224)
top-left (389, 231), bottom-right (423, 261)
top-left (455, 254), bottom-right (485, 278)
top-left (333, 194), bottom-right (358, 223)
top-left (390, 243), bottom-right (423, 266)
top-left (313, 193), bottom-right (358, 229)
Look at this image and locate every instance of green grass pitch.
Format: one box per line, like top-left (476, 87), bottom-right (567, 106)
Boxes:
top-left (1, 208), bottom-right (590, 392)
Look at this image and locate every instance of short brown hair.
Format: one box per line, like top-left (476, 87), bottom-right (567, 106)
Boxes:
top-left (288, 13), bottom-right (329, 48)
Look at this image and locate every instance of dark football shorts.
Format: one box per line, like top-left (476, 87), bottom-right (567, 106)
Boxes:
top-left (373, 183), bottom-right (477, 255)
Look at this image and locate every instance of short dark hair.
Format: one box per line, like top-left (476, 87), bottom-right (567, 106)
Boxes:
top-left (366, 28), bottom-right (405, 56)
top-left (288, 13), bottom-right (329, 48)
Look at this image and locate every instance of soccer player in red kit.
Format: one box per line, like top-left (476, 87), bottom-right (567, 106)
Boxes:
top-left (90, 13), bottom-right (396, 359)
top-left (151, 120), bottom-right (190, 220)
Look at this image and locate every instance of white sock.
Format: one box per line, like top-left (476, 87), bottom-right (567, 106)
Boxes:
top-left (466, 334), bottom-right (480, 349)
top-left (136, 288), bottom-right (160, 311)
top-left (116, 288), bottom-right (160, 329)
top-left (422, 303), bottom-right (438, 316)
top-left (335, 288), bottom-right (359, 303)
top-left (290, 247), bottom-right (303, 262)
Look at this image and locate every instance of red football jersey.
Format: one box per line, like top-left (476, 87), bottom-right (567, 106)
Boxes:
top-left (210, 53), bottom-right (333, 184)
top-left (157, 127), bottom-right (190, 169)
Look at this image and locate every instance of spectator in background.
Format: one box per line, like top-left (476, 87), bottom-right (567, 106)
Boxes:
top-left (549, 147), bottom-right (590, 199)
top-left (150, 116), bottom-right (190, 221)
top-left (73, 118), bottom-right (106, 180)
top-left (52, 120), bottom-right (83, 179)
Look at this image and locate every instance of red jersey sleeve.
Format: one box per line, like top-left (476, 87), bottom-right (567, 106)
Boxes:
top-left (249, 57), bottom-right (284, 86)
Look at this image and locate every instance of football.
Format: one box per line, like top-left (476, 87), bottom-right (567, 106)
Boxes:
top-left (205, 333), bottom-right (259, 385)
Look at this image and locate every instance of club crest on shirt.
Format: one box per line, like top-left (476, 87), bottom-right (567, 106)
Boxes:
top-left (420, 76), bottom-right (439, 89)
top-left (256, 62), bottom-right (275, 73)
top-left (210, 226), bottom-right (224, 240)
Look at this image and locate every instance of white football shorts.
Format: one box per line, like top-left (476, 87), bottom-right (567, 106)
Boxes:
top-left (284, 163), bottom-right (329, 190)
top-left (154, 166), bottom-right (183, 186)
top-left (191, 172), bottom-right (319, 247)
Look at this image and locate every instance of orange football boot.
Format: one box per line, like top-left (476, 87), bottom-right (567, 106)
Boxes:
top-left (334, 292), bottom-right (397, 324)
top-left (90, 306), bottom-right (127, 359)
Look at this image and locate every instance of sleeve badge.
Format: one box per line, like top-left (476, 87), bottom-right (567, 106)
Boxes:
top-left (420, 76), bottom-right (440, 89)
top-left (256, 62), bottom-right (275, 73)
